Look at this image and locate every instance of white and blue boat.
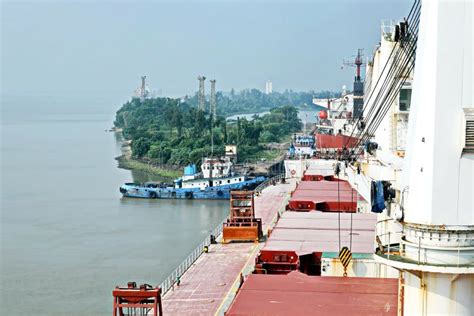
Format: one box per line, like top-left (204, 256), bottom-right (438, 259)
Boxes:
top-left (119, 157), bottom-right (266, 199)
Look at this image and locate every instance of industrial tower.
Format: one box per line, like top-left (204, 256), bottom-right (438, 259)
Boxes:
top-left (210, 79), bottom-right (216, 118)
top-left (134, 76), bottom-right (150, 100)
top-left (198, 76), bottom-right (206, 111)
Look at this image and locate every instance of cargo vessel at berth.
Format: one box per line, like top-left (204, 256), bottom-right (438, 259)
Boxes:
top-left (112, 1), bottom-right (473, 315)
top-left (119, 157), bottom-right (266, 199)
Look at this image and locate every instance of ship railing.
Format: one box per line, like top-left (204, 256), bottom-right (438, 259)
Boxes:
top-left (375, 218), bottom-right (474, 267)
top-left (159, 178), bottom-right (291, 296)
top-left (374, 230), bottom-right (404, 258)
top-left (268, 189), bottom-right (292, 233)
top-left (159, 221), bottom-right (224, 296)
top-left (254, 173), bottom-right (286, 194)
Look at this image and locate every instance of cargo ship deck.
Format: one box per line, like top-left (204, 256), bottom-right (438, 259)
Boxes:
top-left (226, 272), bottom-right (399, 316)
top-left (161, 179), bottom-right (296, 315)
top-left (113, 161), bottom-right (401, 315)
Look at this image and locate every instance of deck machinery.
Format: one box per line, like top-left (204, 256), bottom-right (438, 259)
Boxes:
top-left (112, 282), bottom-right (162, 316)
top-left (222, 191), bottom-right (262, 243)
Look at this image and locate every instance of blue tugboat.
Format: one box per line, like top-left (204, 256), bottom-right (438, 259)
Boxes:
top-left (119, 157), bottom-right (266, 199)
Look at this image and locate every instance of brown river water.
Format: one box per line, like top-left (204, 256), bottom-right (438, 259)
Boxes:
top-left (0, 93), bottom-right (228, 315)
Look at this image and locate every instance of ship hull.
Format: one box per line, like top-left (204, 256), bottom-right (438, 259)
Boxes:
top-left (120, 177), bottom-right (266, 200)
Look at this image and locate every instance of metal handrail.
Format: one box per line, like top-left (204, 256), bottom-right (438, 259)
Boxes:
top-left (375, 224), bottom-right (474, 267)
top-left (159, 220), bottom-right (224, 296)
top-left (254, 173), bottom-right (286, 194)
top-left (159, 179), bottom-right (291, 296)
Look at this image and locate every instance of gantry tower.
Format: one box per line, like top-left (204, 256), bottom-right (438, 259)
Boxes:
top-left (210, 79), bottom-right (216, 118)
top-left (197, 76), bottom-right (206, 111)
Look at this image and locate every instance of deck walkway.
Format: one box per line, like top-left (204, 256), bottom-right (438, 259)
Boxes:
top-left (161, 180), bottom-right (295, 316)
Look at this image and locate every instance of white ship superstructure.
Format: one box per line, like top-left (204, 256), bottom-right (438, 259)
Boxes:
top-left (374, 1), bottom-right (474, 314)
top-left (340, 17), bottom-right (415, 197)
top-left (295, 1), bottom-right (473, 314)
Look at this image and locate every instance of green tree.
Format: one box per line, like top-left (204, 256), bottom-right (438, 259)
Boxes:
top-left (131, 137), bottom-right (151, 158)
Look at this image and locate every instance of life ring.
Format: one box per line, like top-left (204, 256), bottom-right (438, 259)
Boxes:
top-left (185, 191), bottom-right (193, 199)
top-left (217, 190), bottom-right (224, 197)
top-left (290, 169), bottom-right (296, 176)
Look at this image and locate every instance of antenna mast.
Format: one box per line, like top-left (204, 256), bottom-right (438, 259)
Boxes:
top-left (343, 49), bottom-right (365, 119)
top-left (210, 79), bottom-right (216, 118)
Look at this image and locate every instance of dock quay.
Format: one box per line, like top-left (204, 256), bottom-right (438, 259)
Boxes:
top-left (161, 179), bottom-right (296, 315)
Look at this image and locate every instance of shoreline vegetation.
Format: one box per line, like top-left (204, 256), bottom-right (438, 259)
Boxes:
top-left (115, 137), bottom-right (182, 180)
top-left (116, 155), bottom-right (182, 180)
top-left (113, 89), bottom-right (336, 179)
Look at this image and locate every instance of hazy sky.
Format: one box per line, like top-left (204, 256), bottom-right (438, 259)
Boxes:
top-left (2, 0), bottom-right (412, 97)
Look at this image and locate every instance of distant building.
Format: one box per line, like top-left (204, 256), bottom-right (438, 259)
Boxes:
top-left (265, 81), bottom-right (273, 94)
top-left (225, 144), bottom-right (237, 162)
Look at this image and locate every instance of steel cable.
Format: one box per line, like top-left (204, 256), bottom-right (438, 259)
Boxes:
top-left (344, 3), bottom-right (421, 159)
top-left (343, 0), bottom-right (421, 152)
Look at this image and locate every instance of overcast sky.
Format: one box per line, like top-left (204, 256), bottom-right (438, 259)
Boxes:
top-left (1, 0), bottom-right (412, 97)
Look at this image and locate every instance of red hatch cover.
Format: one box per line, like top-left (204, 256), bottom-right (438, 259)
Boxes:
top-left (288, 180), bottom-right (360, 212)
top-left (226, 272), bottom-right (398, 316)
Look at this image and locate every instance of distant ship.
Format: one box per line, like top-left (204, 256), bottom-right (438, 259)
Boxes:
top-left (288, 134), bottom-right (316, 158)
top-left (119, 157), bottom-right (266, 199)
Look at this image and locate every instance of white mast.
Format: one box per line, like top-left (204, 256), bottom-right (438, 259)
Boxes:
top-left (378, 1), bottom-right (474, 315)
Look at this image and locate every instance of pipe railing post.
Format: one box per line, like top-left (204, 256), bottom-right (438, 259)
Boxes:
top-left (457, 242), bottom-right (460, 267)
top-left (418, 236), bottom-right (421, 264)
top-left (159, 217), bottom-right (230, 296)
top-left (388, 232), bottom-right (391, 259)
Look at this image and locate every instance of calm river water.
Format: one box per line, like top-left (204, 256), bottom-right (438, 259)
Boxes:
top-left (0, 93), bottom-right (228, 315)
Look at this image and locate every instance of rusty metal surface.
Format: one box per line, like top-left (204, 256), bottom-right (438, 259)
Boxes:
top-left (224, 191), bottom-right (262, 242)
top-left (226, 272), bottom-right (398, 316)
top-left (315, 134), bottom-right (359, 149)
top-left (222, 226), bottom-right (259, 242)
top-left (113, 284), bottom-right (162, 316)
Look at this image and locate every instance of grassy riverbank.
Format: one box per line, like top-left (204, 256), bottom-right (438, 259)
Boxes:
top-left (116, 155), bottom-right (182, 179)
top-left (115, 138), bottom-right (181, 180)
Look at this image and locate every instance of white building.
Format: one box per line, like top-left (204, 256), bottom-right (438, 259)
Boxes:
top-left (265, 80), bottom-right (273, 94)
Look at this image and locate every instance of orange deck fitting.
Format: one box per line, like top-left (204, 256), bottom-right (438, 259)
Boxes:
top-left (223, 191), bottom-right (262, 243)
top-left (161, 179), bottom-right (296, 316)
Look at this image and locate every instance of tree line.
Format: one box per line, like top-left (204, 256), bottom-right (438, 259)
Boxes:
top-left (185, 88), bottom-right (339, 116)
top-left (114, 96), bottom-right (303, 166)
